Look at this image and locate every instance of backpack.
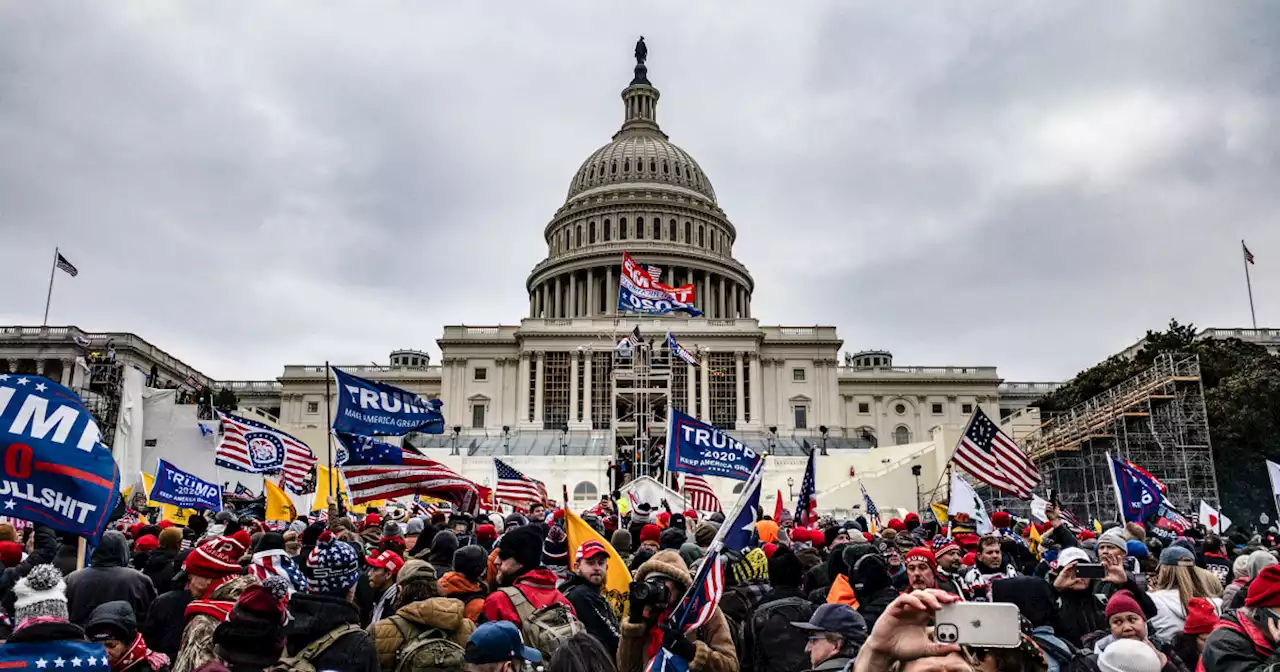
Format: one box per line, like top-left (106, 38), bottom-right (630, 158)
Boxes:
top-left (498, 586), bottom-right (584, 658)
top-left (390, 616), bottom-right (466, 672)
top-left (749, 596), bottom-right (815, 672)
top-left (270, 623), bottom-right (363, 672)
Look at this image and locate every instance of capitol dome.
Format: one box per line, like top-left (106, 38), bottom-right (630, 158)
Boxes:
top-left (526, 39), bottom-right (753, 322)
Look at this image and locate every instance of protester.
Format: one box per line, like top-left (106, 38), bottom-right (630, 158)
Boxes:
top-left (65, 530), bottom-right (159, 624)
top-left (561, 540), bottom-right (621, 652)
top-left (84, 600), bottom-right (170, 672)
top-left (463, 621), bottom-right (542, 672)
top-left (173, 535), bottom-right (258, 672)
top-left (617, 550), bottom-right (736, 672)
top-left (368, 558), bottom-right (473, 672)
top-left (439, 545), bottom-right (489, 622)
top-left (7, 564), bottom-right (84, 643)
top-left (548, 631), bottom-right (619, 672)
top-left (903, 548), bottom-right (937, 591)
top-left (428, 530), bottom-right (460, 578)
top-left (1052, 547), bottom-right (1157, 647)
top-left (1202, 564), bottom-right (1280, 671)
top-left (482, 525), bottom-right (576, 627)
top-left (1169, 597), bottom-right (1216, 671)
top-left (208, 577), bottom-right (291, 672)
top-left (1148, 548), bottom-right (1224, 645)
top-left (743, 546), bottom-right (813, 672)
top-left (247, 532), bottom-right (309, 595)
top-left (789, 603), bottom-right (868, 672)
top-left (365, 549), bottom-right (405, 625)
top-left (281, 532), bottom-right (378, 671)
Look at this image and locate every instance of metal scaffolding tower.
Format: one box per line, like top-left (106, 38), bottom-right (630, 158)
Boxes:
top-left (612, 333), bottom-right (671, 483)
top-left (1023, 353), bottom-right (1220, 522)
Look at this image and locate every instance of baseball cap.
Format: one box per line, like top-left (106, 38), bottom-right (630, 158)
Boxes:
top-left (464, 622), bottom-right (542, 664)
top-left (366, 550), bottom-right (405, 576)
top-left (575, 540), bottom-right (609, 563)
top-left (790, 603), bottom-right (867, 640)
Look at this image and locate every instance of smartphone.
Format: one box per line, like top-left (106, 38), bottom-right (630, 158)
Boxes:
top-left (934, 603), bottom-right (1021, 648)
top-left (1048, 488), bottom-right (1059, 506)
top-left (1074, 563), bottom-right (1106, 579)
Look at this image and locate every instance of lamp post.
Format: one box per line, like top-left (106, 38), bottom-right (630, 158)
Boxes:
top-left (911, 464), bottom-right (923, 515)
top-left (502, 425), bottom-right (510, 454)
top-left (451, 426), bottom-right (461, 456)
top-left (787, 476), bottom-right (794, 500)
top-left (819, 425), bottom-right (829, 456)
top-left (767, 426), bottom-right (778, 454)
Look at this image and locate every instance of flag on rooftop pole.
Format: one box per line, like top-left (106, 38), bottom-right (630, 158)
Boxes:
top-left (43, 247), bottom-right (79, 326)
top-left (1243, 240), bottom-right (1258, 329)
top-left (951, 407), bottom-right (1040, 500)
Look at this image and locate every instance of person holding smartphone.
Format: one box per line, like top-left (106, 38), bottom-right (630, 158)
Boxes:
top-left (1052, 547), bottom-right (1157, 648)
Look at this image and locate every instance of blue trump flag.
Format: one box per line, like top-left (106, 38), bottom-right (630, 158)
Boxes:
top-left (0, 374), bottom-right (120, 541)
top-left (151, 459), bottom-right (222, 511)
top-left (1108, 453), bottom-right (1163, 523)
top-left (0, 640), bottom-right (111, 670)
top-left (331, 367), bottom-right (445, 437)
top-left (665, 409), bottom-right (762, 482)
top-left (333, 432), bottom-right (403, 466)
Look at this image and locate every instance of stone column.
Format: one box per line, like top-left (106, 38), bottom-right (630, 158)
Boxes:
top-left (529, 292), bottom-right (535, 318)
top-left (533, 352), bottom-right (545, 429)
top-left (718, 278), bottom-right (727, 320)
top-left (496, 358), bottom-right (507, 429)
top-left (60, 359), bottom-right (73, 386)
top-left (517, 353), bottom-right (531, 424)
top-left (686, 362), bottom-right (697, 415)
top-left (586, 269), bottom-right (595, 317)
top-left (734, 351), bottom-right (745, 426)
top-left (748, 353), bottom-right (762, 427)
top-left (607, 267), bottom-right (615, 315)
top-left (583, 350), bottom-right (594, 427)
top-left (569, 272), bottom-right (577, 318)
top-left (702, 270), bottom-right (711, 316)
top-left (35, 359), bottom-right (45, 375)
top-left (773, 358), bottom-right (784, 426)
top-left (700, 351), bottom-right (711, 422)
top-left (553, 277), bottom-right (562, 318)
top-left (568, 352), bottom-right (580, 424)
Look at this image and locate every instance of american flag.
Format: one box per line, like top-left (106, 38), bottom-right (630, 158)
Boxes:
top-left (645, 266), bottom-right (663, 283)
top-left (795, 447), bottom-right (817, 526)
top-left (56, 251), bottom-right (78, 277)
top-left (952, 407), bottom-right (1040, 500)
top-left (861, 482), bottom-right (881, 530)
top-left (670, 552), bottom-right (724, 632)
top-left (682, 474), bottom-right (722, 513)
top-left (495, 458), bottom-right (547, 508)
top-left (344, 449), bottom-right (478, 504)
top-left (1244, 241), bottom-right (1256, 265)
top-left (216, 412), bottom-right (316, 494)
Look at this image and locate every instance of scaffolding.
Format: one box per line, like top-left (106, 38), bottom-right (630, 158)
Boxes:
top-left (1023, 353), bottom-right (1219, 522)
top-left (613, 335), bottom-right (671, 483)
top-left (80, 356), bottom-right (124, 449)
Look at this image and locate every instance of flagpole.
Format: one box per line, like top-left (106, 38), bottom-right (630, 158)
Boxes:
top-left (1106, 452), bottom-right (1125, 523)
top-left (325, 361), bottom-right (335, 499)
top-left (41, 248), bottom-right (58, 327)
top-left (1243, 240), bottom-right (1257, 329)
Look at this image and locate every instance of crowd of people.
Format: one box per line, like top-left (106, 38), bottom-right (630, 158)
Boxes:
top-left (0, 494), bottom-right (1277, 672)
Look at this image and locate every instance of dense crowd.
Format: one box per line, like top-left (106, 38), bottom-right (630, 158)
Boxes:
top-left (0, 495), bottom-right (1277, 672)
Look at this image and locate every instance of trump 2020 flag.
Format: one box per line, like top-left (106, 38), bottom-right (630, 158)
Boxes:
top-left (665, 409), bottom-right (762, 482)
top-left (0, 374), bottom-right (120, 541)
top-left (333, 432), bottom-right (403, 466)
top-left (666, 332), bottom-right (700, 368)
top-left (150, 459), bottom-right (222, 512)
top-left (1108, 453), bottom-right (1163, 524)
top-left (618, 252), bottom-right (702, 317)
top-left (0, 640), bottom-right (110, 670)
top-left (331, 367), bottom-right (445, 436)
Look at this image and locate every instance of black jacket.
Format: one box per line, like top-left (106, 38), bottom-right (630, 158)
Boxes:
top-left (1053, 577), bottom-right (1155, 649)
top-left (561, 573), bottom-right (621, 651)
top-left (285, 592), bottom-right (379, 672)
top-left (142, 547), bottom-right (180, 595)
top-left (856, 587), bottom-right (898, 632)
top-left (65, 531), bottom-right (158, 624)
top-left (140, 589), bottom-right (192, 659)
top-left (1200, 611), bottom-right (1280, 672)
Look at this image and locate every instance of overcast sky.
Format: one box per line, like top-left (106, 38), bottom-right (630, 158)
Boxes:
top-left (2, 2), bottom-right (1277, 382)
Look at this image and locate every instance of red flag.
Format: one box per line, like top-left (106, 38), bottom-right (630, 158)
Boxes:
top-left (774, 489), bottom-right (784, 522)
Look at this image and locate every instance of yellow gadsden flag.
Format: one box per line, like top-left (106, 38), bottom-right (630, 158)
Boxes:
top-left (265, 479), bottom-right (297, 522)
top-left (564, 508), bottom-right (631, 619)
top-left (929, 502), bottom-right (949, 524)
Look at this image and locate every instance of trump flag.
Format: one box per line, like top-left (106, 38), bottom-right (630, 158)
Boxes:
top-left (332, 367), bottom-right (445, 436)
top-left (0, 374), bottom-right (120, 541)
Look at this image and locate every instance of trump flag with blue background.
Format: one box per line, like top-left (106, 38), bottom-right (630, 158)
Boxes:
top-left (0, 640), bottom-right (111, 670)
top-left (333, 431), bottom-right (403, 466)
top-left (665, 409), bottom-right (761, 482)
top-left (0, 374), bottom-right (120, 541)
top-left (150, 459), bottom-right (222, 512)
top-left (1108, 453), bottom-right (1164, 524)
top-left (331, 367), bottom-right (445, 436)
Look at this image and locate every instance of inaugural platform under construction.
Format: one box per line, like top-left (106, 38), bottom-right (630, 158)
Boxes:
top-left (1022, 353), bottom-right (1220, 523)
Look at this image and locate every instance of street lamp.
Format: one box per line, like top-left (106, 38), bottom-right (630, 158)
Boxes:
top-left (911, 464), bottom-right (923, 515)
top-left (767, 426), bottom-right (778, 454)
top-left (451, 426), bottom-right (461, 456)
top-left (502, 426), bottom-right (510, 454)
top-left (559, 427), bottom-right (568, 455)
top-left (819, 425), bottom-right (829, 456)
top-left (787, 476), bottom-right (794, 500)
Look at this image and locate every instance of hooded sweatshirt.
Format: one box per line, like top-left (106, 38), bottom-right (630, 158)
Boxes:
top-left (65, 531), bottom-right (158, 625)
top-left (437, 572), bottom-right (487, 622)
top-left (426, 531), bottom-right (458, 578)
top-left (84, 600), bottom-right (170, 672)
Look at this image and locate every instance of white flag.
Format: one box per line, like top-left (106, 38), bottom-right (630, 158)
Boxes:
top-left (1029, 495), bottom-right (1050, 523)
top-left (1267, 461), bottom-right (1280, 520)
top-left (1199, 500), bottom-right (1231, 534)
top-left (949, 472), bottom-right (992, 534)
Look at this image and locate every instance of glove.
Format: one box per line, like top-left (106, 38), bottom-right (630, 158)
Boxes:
top-left (662, 624), bottom-right (697, 662)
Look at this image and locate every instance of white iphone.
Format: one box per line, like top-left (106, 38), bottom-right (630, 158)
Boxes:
top-left (934, 603), bottom-right (1022, 648)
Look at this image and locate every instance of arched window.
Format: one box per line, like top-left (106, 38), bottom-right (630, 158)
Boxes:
top-left (685, 222), bottom-right (692, 243)
top-left (663, 160), bottom-right (670, 174)
top-left (675, 164), bottom-right (682, 177)
top-left (710, 230), bottom-right (717, 251)
top-left (604, 219), bottom-right (612, 242)
top-left (620, 218), bottom-right (628, 240)
top-left (894, 426), bottom-right (911, 445)
top-left (652, 219), bottom-right (661, 239)
top-left (636, 217), bottom-right (645, 239)
top-left (698, 225), bottom-right (705, 247)
top-left (589, 221), bottom-right (596, 243)
top-left (624, 158), bottom-right (630, 172)
top-left (573, 481), bottom-right (598, 503)
top-left (611, 161), bottom-right (617, 175)
top-left (589, 167), bottom-right (595, 179)
top-left (649, 159), bottom-right (656, 172)
top-left (576, 225), bottom-right (582, 248)
top-left (669, 219), bottom-right (676, 240)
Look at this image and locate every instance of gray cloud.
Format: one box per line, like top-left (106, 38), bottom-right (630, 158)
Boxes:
top-left (2, 2), bottom-right (1277, 381)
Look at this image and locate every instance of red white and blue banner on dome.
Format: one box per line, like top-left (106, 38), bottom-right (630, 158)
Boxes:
top-left (0, 374), bottom-right (121, 541)
top-left (618, 252), bottom-right (702, 317)
top-left (332, 367), bottom-right (446, 437)
top-left (151, 459), bottom-right (223, 512)
top-left (665, 409), bottom-right (761, 482)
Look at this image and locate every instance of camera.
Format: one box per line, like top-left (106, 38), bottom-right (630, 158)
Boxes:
top-left (628, 577), bottom-right (673, 610)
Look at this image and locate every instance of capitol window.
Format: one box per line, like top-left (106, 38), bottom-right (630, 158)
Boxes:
top-left (931, 403), bottom-right (943, 415)
top-left (589, 221), bottom-right (597, 243)
top-left (573, 481), bottom-right (598, 503)
top-left (962, 403), bottom-right (974, 414)
top-left (793, 405), bottom-right (808, 429)
top-left (474, 367), bottom-right (488, 381)
top-left (895, 403), bottom-right (907, 415)
top-left (858, 402), bottom-right (870, 414)
top-left (636, 217), bottom-right (645, 239)
top-left (684, 221), bottom-right (691, 242)
top-left (698, 225), bottom-right (705, 247)
top-left (604, 219), bottom-right (612, 241)
top-left (663, 160), bottom-right (669, 174)
top-left (306, 401), bottom-right (318, 414)
top-left (611, 161), bottom-right (617, 175)
top-left (576, 226), bottom-right (582, 247)
top-left (669, 219), bottom-right (676, 240)
top-left (620, 218), bottom-right (628, 240)
top-left (894, 426), bottom-right (911, 445)
top-left (792, 368), bottom-right (805, 382)
top-left (624, 158), bottom-right (630, 172)
top-left (653, 220), bottom-right (661, 239)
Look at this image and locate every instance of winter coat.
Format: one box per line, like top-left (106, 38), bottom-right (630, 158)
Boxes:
top-left (1054, 577), bottom-right (1156, 648)
top-left (437, 571), bottom-right (486, 622)
top-left (85, 600), bottom-right (170, 672)
top-left (1090, 634), bottom-right (1190, 672)
top-left (54, 535), bottom-right (81, 578)
top-left (561, 573), bottom-right (621, 652)
top-left (426, 531), bottom-right (458, 579)
top-left (367, 597), bottom-right (474, 672)
top-left (1148, 590), bottom-right (1222, 646)
top-left (172, 575), bottom-right (256, 672)
top-left (65, 531), bottom-right (158, 624)
top-left (284, 592), bottom-right (379, 672)
top-left (142, 547), bottom-right (180, 595)
top-left (617, 550), bottom-right (738, 672)
top-left (1201, 610), bottom-right (1280, 672)
top-left (141, 589), bottom-right (193, 660)
top-left (481, 568), bottom-right (575, 626)
top-left (742, 586), bottom-right (818, 672)
top-left (856, 586), bottom-right (899, 632)
top-left (804, 656), bottom-right (855, 672)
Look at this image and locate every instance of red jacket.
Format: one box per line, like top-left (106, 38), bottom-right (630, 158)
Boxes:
top-left (482, 568), bottom-right (576, 625)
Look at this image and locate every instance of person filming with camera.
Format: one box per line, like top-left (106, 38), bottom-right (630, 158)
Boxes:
top-left (617, 550), bottom-right (738, 672)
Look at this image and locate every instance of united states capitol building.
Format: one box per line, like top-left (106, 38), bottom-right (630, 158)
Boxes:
top-left (10, 44), bottom-right (1268, 514)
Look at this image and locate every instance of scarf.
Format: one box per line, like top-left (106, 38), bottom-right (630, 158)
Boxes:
top-left (644, 606), bottom-right (677, 660)
top-left (185, 599), bottom-right (235, 622)
top-left (115, 633), bottom-right (170, 671)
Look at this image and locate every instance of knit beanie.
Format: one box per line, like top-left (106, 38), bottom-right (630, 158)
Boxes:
top-left (1098, 638), bottom-right (1161, 672)
top-left (659, 527), bottom-right (686, 551)
top-left (1098, 528), bottom-right (1128, 552)
top-left (694, 523), bottom-right (718, 549)
top-left (213, 575), bottom-right (290, 668)
top-left (1246, 565), bottom-right (1280, 608)
top-left (0, 540), bottom-right (23, 568)
top-left (905, 547), bottom-right (937, 572)
top-left (639, 524), bottom-right (662, 545)
top-left (184, 535), bottom-right (249, 578)
top-left (382, 521), bottom-right (404, 539)
top-left (767, 545), bottom-right (804, 588)
top-left (1126, 539), bottom-right (1149, 559)
top-left (611, 529), bottom-right (633, 554)
top-left (756, 520), bottom-right (779, 543)
top-left (14, 564), bottom-right (68, 626)
top-left (931, 536), bottom-right (960, 558)
top-left (159, 527), bottom-right (184, 551)
top-left (1182, 598), bottom-right (1218, 634)
top-left (542, 525), bottom-right (569, 567)
top-left (990, 512), bottom-right (1012, 529)
top-left (306, 532), bottom-right (361, 596)
top-left (498, 525), bottom-right (545, 570)
top-left (727, 548), bottom-right (769, 585)
top-left (1105, 590), bottom-right (1144, 621)
top-left (454, 545), bottom-right (488, 583)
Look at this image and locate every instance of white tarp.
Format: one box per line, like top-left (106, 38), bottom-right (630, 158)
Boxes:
top-left (619, 476), bottom-right (686, 512)
top-left (112, 367), bottom-right (147, 491)
top-left (141, 391), bottom-right (220, 486)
